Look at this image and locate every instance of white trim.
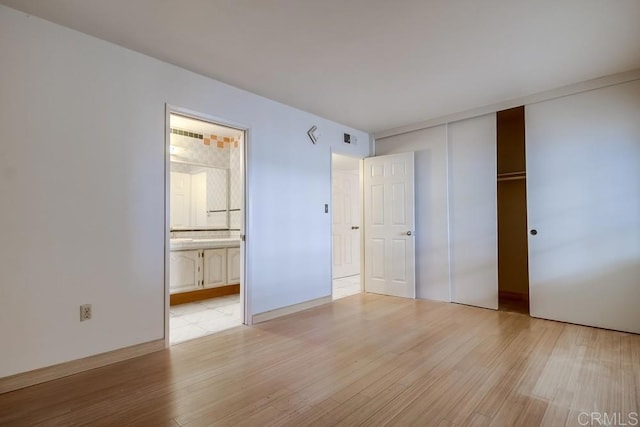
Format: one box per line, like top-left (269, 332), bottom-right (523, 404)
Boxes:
top-left (444, 123), bottom-right (453, 302)
top-left (164, 106), bottom-right (171, 348)
top-left (375, 69), bottom-right (640, 140)
top-left (252, 296), bottom-right (332, 324)
top-left (167, 106), bottom-right (249, 133)
top-left (359, 158), bottom-right (365, 293)
top-left (0, 340), bottom-right (164, 394)
top-left (241, 127), bottom-right (251, 325)
top-left (329, 149), bottom-right (334, 299)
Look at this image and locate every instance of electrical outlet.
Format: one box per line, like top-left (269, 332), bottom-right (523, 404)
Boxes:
top-left (80, 304), bottom-right (92, 321)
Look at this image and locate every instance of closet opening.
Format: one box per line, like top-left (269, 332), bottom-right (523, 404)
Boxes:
top-left (497, 106), bottom-right (530, 315)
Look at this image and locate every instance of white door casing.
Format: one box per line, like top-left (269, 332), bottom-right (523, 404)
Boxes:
top-left (332, 170), bottom-right (361, 279)
top-left (364, 152), bottom-right (416, 298)
top-left (166, 107), bottom-right (249, 340)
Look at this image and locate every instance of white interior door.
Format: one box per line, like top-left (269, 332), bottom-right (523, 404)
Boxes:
top-left (332, 170), bottom-right (361, 279)
top-left (364, 152), bottom-right (415, 298)
top-left (526, 80), bottom-right (640, 334)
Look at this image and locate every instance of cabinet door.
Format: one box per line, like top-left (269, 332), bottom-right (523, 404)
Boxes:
top-left (170, 250), bottom-right (201, 294)
top-left (203, 249), bottom-right (227, 288)
top-left (227, 247), bottom-right (241, 284)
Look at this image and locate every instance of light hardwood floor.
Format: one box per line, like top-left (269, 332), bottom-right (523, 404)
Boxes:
top-left (1, 294), bottom-right (638, 426)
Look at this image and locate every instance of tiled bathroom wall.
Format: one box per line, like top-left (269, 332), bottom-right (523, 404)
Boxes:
top-left (170, 132), bottom-right (231, 168)
top-left (229, 144), bottom-right (242, 209)
top-left (170, 127), bottom-right (243, 233)
top-left (206, 168), bottom-right (228, 228)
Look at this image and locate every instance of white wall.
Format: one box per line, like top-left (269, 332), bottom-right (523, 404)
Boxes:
top-left (375, 125), bottom-right (451, 301)
top-left (0, 5), bottom-right (369, 378)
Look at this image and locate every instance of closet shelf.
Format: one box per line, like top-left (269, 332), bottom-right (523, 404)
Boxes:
top-left (497, 171), bottom-right (526, 182)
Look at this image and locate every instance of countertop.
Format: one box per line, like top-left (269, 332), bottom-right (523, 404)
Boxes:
top-left (170, 237), bottom-right (240, 251)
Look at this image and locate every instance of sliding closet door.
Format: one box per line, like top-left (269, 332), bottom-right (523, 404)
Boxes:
top-left (526, 80), bottom-right (640, 333)
top-left (448, 114), bottom-right (498, 309)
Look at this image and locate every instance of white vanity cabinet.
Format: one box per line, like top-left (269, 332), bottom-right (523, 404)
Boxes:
top-left (170, 245), bottom-right (241, 294)
top-left (169, 250), bottom-right (202, 293)
top-left (203, 249), bottom-right (227, 288)
top-left (227, 247), bottom-right (241, 284)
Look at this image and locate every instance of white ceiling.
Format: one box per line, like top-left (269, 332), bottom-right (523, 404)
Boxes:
top-left (3, 0), bottom-right (639, 134)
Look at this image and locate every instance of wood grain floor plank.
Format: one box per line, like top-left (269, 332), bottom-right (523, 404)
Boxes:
top-left (0, 293), bottom-right (638, 426)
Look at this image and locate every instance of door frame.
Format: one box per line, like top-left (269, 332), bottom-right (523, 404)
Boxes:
top-left (164, 104), bottom-right (251, 348)
top-left (330, 150), bottom-right (365, 298)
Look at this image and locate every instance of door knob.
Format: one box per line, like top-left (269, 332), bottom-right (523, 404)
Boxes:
top-left (406, 231), bottom-right (412, 236)
top-left (530, 229), bottom-right (538, 236)
top-left (351, 226), bottom-right (360, 230)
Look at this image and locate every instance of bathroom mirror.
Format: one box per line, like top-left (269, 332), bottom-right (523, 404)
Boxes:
top-left (170, 161), bottom-right (229, 230)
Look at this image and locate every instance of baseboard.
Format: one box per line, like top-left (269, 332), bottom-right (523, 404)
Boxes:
top-left (170, 284), bottom-right (239, 305)
top-left (0, 339), bottom-right (165, 394)
top-left (252, 296), bottom-right (332, 324)
top-left (499, 290), bottom-right (529, 302)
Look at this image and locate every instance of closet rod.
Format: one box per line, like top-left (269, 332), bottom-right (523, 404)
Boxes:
top-left (498, 175), bottom-right (526, 182)
top-left (497, 171), bottom-right (526, 177)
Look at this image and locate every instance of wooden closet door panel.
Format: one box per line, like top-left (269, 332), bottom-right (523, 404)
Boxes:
top-left (526, 80), bottom-right (640, 333)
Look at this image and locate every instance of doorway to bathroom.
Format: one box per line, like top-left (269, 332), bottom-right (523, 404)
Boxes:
top-left (331, 153), bottom-right (363, 299)
top-left (165, 108), bottom-right (247, 346)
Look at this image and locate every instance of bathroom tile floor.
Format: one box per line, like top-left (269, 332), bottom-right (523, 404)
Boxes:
top-left (332, 275), bottom-right (361, 300)
top-left (169, 294), bottom-right (242, 345)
